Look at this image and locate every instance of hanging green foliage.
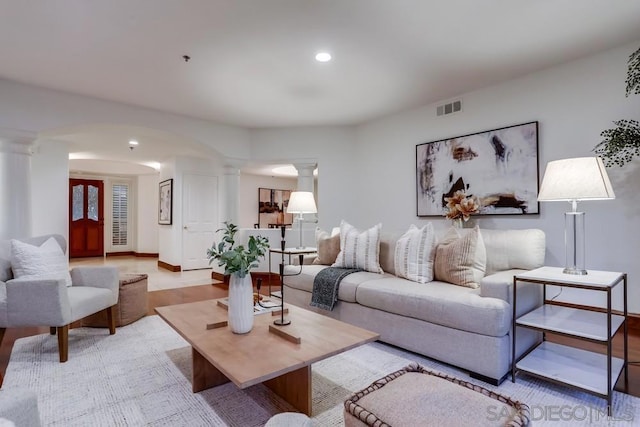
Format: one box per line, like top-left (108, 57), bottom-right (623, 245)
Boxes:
top-left (594, 47), bottom-right (640, 167)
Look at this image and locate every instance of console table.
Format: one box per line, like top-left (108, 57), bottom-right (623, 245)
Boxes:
top-left (511, 266), bottom-right (628, 414)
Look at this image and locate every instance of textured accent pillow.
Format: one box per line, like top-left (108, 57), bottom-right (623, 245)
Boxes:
top-left (434, 226), bottom-right (486, 288)
top-left (10, 237), bottom-right (72, 287)
top-left (312, 229), bottom-right (341, 265)
top-left (394, 223), bottom-right (437, 284)
top-left (332, 221), bottom-right (382, 273)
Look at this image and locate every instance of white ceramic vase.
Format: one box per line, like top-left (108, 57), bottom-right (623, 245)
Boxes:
top-left (227, 272), bottom-right (254, 334)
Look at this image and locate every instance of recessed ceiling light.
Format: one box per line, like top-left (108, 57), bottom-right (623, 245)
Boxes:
top-left (315, 52), bottom-right (332, 62)
top-left (128, 140), bottom-right (139, 146)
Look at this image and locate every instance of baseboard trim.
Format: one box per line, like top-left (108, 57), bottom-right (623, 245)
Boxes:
top-left (106, 252), bottom-right (159, 258)
top-left (158, 260), bottom-right (181, 272)
top-left (106, 251), bottom-right (135, 257)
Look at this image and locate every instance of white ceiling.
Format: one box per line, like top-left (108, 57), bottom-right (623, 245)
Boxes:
top-left (2, 0), bottom-right (640, 173)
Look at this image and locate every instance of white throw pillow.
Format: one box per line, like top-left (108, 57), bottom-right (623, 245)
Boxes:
top-left (10, 237), bottom-right (72, 287)
top-left (332, 221), bottom-right (383, 273)
top-left (433, 226), bottom-right (486, 288)
top-left (394, 223), bottom-right (437, 284)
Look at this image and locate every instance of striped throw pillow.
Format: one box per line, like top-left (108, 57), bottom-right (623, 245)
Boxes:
top-left (332, 221), bottom-right (382, 273)
top-left (434, 226), bottom-right (486, 288)
top-left (394, 223), bottom-right (437, 283)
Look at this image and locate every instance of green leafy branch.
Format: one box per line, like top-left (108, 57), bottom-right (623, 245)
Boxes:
top-left (594, 46), bottom-right (640, 167)
top-left (207, 221), bottom-right (270, 278)
top-left (594, 119), bottom-right (640, 167)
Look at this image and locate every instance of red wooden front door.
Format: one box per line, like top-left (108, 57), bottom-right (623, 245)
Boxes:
top-left (69, 179), bottom-right (104, 258)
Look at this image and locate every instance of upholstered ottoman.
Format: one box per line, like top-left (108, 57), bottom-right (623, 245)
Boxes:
top-left (82, 273), bottom-right (148, 327)
top-left (344, 364), bottom-right (529, 427)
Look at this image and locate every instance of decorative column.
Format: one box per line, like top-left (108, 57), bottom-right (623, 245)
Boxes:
top-left (0, 130), bottom-right (36, 239)
top-left (292, 162), bottom-right (318, 247)
top-left (293, 162), bottom-right (316, 193)
top-left (223, 159), bottom-right (243, 225)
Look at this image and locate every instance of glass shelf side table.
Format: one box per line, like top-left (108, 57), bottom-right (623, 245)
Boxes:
top-left (512, 266), bottom-right (628, 415)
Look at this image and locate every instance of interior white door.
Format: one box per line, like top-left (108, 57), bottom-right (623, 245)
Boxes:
top-left (182, 174), bottom-right (218, 271)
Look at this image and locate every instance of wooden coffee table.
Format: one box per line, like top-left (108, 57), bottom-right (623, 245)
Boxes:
top-left (155, 299), bottom-right (379, 416)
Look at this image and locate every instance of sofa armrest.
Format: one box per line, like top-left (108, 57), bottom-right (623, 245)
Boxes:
top-left (70, 266), bottom-right (119, 304)
top-left (481, 269), bottom-right (543, 317)
top-left (5, 278), bottom-right (71, 326)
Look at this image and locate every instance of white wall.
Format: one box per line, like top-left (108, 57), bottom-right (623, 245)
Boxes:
top-left (136, 174), bottom-right (159, 254)
top-left (249, 126), bottom-right (357, 230)
top-left (353, 40), bottom-right (640, 312)
top-left (31, 139), bottom-right (69, 237)
top-left (239, 173), bottom-right (297, 228)
top-left (158, 155), bottom-right (225, 268)
top-left (0, 79), bottom-right (250, 159)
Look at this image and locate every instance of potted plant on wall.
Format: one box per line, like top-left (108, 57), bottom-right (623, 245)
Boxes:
top-left (207, 222), bottom-right (269, 334)
top-left (594, 46), bottom-right (640, 166)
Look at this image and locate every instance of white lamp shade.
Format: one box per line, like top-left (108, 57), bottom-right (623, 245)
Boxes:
top-left (538, 157), bottom-right (615, 202)
top-left (286, 191), bottom-right (317, 214)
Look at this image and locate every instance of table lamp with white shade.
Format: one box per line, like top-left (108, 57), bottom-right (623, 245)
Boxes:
top-left (286, 191), bottom-right (317, 249)
top-left (537, 157), bottom-right (615, 275)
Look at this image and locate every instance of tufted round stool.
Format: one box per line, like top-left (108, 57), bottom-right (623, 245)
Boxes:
top-left (82, 273), bottom-right (148, 327)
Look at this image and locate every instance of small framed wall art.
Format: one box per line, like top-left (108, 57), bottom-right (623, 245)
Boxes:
top-left (416, 121), bottom-right (539, 217)
top-left (158, 178), bottom-right (173, 225)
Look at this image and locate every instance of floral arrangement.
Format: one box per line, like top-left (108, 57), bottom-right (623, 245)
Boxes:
top-left (444, 190), bottom-right (480, 222)
top-left (207, 222), bottom-right (270, 278)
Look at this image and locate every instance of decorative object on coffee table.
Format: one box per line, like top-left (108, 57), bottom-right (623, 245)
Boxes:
top-left (207, 222), bottom-right (269, 334)
top-left (257, 225), bottom-right (303, 327)
top-left (537, 157), bottom-right (615, 275)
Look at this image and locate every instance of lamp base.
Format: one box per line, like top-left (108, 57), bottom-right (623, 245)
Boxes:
top-left (563, 267), bottom-right (588, 275)
top-left (273, 318), bottom-right (291, 326)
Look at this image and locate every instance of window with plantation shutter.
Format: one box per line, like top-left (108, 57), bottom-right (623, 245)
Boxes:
top-left (112, 184), bottom-right (129, 246)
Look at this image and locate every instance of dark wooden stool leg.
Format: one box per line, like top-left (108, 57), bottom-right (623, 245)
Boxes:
top-left (107, 306), bottom-right (116, 335)
top-left (57, 325), bottom-right (69, 363)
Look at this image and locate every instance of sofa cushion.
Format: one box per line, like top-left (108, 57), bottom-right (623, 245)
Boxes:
top-left (394, 223), bottom-right (436, 284)
top-left (481, 229), bottom-right (545, 275)
top-left (10, 237), bottom-right (72, 287)
top-left (434, 226), bottom-right (486, 288)
top-left (312, 230), bottom-right (341, 265)
top-left (333, 221), bottom-right (383, 274)
top-left (284, 265), bottom-right (391, 303)
top-left (378, 232), bottom-right (399, 276)
top-left (355, 277), bottom-right (510, 337)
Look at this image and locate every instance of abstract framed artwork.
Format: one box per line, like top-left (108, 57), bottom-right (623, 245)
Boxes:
top-left (158, 179), bottom-right (173, 225)
top-left (258, 187), bottom-right (292, 228)
top-left (416, 121), bottom-right (539, 217)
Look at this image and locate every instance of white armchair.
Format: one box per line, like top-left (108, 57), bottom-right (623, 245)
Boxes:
top-left (0, 234), bottom-right (119, 363)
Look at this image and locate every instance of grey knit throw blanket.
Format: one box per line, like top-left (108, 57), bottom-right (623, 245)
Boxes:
top-left (310, 267), bottom-right (362, 311)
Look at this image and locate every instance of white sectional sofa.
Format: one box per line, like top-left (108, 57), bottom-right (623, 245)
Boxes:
top-left (282, 227), bottom-right (545, 385)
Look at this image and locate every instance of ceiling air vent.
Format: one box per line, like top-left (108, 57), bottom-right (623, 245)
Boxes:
top-left (436, 99), bottom-right (462, 117)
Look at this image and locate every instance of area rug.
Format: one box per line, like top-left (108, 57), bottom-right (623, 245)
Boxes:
top-left (3, 316), bottom-right (639, 426)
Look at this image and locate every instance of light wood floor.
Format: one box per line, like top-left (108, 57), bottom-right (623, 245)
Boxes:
top-left (69, 256), bottom-right (218, 291)
top-left (1, 258), bottom-right (639, 399)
